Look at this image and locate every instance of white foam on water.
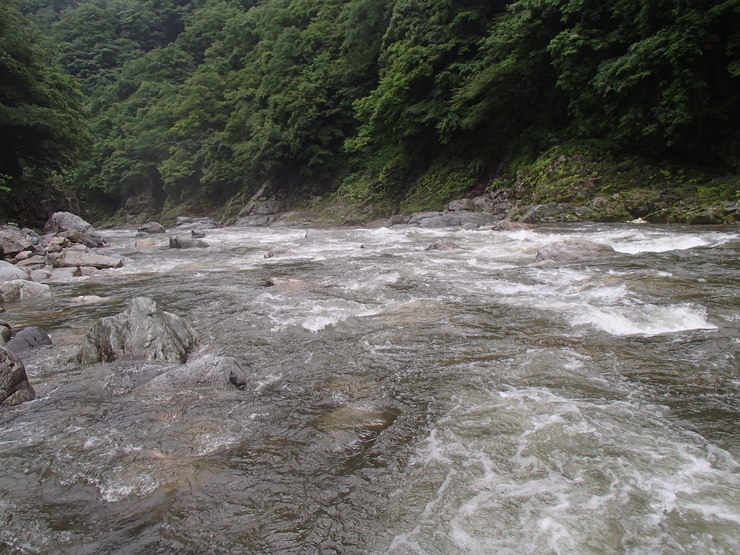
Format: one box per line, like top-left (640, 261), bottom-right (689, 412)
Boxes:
top-left (568, 302), bottom-right (717, 336)
top-left (385, 386), bottom-right (740, 553)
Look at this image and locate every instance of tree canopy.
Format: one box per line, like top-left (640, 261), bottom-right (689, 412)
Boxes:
top-left (9, 0), bottom-right (740, 219)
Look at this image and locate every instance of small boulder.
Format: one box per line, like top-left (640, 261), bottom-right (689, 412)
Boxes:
top-left (190, 229), bottom-right (206, 239)
top-left (0, 280), bottom-right (51, 301)
top-left (4, 326), bottom-right (52, 355)
top-left (0, 347), bottom-right (35, 406)
top-left (76, 297), bottom-right (199, 365)
top-left (265, 277), bottom-right (312, 289)
top-left (535, 239), bottom-right (617, 263)
top-left (169, 236), bottom-right (209, 249)
top-left (143, 354), bottom-right (248, 390)
top-left (137, 222), bottom-right (166, 234)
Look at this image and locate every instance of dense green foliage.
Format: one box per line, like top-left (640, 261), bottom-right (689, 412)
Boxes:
top-left (10, 0), bottom-right (740, 220)
top-left (0, 0), bottom-right (90, 220)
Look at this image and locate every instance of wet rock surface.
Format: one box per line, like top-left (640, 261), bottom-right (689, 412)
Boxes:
top-left (76, 296), bottom-right (199, 365)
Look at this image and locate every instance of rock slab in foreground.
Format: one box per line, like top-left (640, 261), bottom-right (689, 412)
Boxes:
top-left (0, 347), bottom-right (35, 406)
top-left (535, 239), bottom-right (617, 263)
top-left (77, 297), bottom-right (198, 365)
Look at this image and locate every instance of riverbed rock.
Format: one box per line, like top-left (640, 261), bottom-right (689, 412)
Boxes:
top-left (0, 226), bottom-right (37, 258)
top-left (535, 239), bottom-right (617, 263)
top-left (53, 250), bottom-right (124, 269)
top-left (4, 327), bottom-right (53, 355)
top-left (76, 296), bottom-right (199, 365)
top-left (137, 222), bottom-right (166, 234)
top-left (44, 212), bottom-right (105, 246)
top-left (169, 236), bottom-right (210, 249)
top-left (0, 260), bottom-right (29, 281)
top-left (0, 347), bottom-right (35, 406)
top-left (0, 280), bottom-right (51, 301)
top-left (14, 255), bottom-right (46, 269)
top-left (144, 354), bottom-right (248, 390)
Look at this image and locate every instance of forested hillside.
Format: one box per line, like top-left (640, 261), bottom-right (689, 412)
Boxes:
top-left (4, 0), bottom-right (739, 225)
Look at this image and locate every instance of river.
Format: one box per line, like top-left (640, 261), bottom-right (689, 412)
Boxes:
top-left (1, 222), bottom-right (738, 553)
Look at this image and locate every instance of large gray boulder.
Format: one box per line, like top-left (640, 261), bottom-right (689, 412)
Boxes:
top-left (535, 239), bottom-right (617, 263)
top-left (0, 280), bottom-right (51, 301)
top-left (0, 260), bottom-right (29, 281)
top-left (44, 212), bottom-right (105, 247)
top-left (4, 327), bottom-right (53, 355)
top-left (0, 347), bottom-right (35, 406)
top-left (143, 355), bottom-right (248, 390)
top-left (77, 297), bottom-right (198, 365)
top-left (53, 250), bottom-right (124, 269)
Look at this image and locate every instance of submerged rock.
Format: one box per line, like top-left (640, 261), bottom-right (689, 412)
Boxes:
top-left (77, 297), bottom-right (199, 365)
top-left (0, 347), bottom-right (35, 406)
top-left (535, 239), bottom-right (617, 263)
top-left (144, 354), bottom-right (248, 390)
top-left (425, 240), bottom-right (462, 251)
top-left (4, 327), bottom-right (52, 355)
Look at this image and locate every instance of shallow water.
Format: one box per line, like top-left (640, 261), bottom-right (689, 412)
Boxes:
top-left (1, 222), bottom-right (738, 553)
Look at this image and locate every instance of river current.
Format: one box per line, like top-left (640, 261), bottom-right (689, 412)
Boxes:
top-left (1, 222), bottom-right (738, 553)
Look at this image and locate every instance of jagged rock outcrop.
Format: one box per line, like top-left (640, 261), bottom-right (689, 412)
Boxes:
top-left (76, 297), bottom-right (199, 365)
top-left (0, 347), bottom-right (35, 407)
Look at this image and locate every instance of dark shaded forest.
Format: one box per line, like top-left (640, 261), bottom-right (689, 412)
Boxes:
top-left (2, 0), bottom-right (738, 225)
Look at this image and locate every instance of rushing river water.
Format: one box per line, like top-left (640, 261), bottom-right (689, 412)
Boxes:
top-left (1, 222), bottom-right (738, 553)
